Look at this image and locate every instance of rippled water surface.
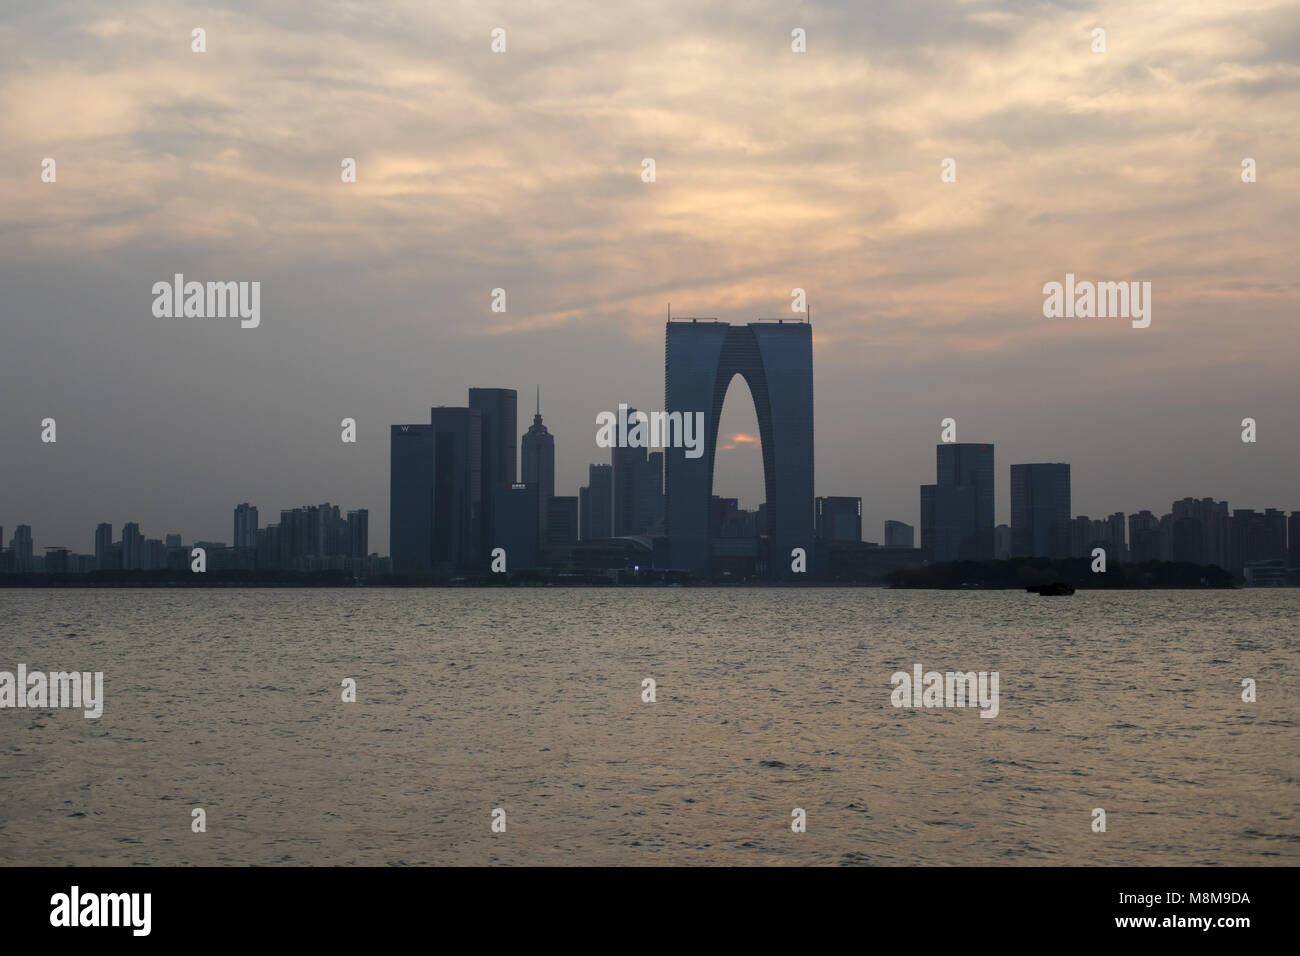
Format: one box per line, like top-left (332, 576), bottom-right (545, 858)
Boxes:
top-left (1, 587), bottom-right (1296, 865)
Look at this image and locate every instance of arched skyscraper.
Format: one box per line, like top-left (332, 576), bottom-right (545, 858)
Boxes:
top-left (664, 319), bottom-right (814, 579)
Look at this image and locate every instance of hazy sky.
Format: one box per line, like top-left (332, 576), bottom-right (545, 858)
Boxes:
top-left (2, 0), bottom-right (1297, 555)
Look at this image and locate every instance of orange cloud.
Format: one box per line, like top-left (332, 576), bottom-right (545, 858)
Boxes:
top-left (721, 432), bottom-right (758, 450)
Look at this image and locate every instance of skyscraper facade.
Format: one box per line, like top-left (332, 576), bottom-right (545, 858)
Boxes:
top-left (430, 406), bottom-right (483, 574)
top-left (920, 484), bottom-right (936, 562)
top-left (121, 522), bottom-right (144, 570)
top-left (664, 319), bottom-right (814, 579)
top-left (233, 503), bottom-right (259, 550)
top-left (94, 522), bottom-right (113, 570)
top-left (611, 408), bottom-right (644, 538)
top-left (933, 443), bottom-right (994, 561)
top-left (582, 463), bottom-right (613, 540)
top-left (1009, 463), bottom-right (1071, 558)
top-left (390, 423), bottom-right (436, 575)
top-left (469, 387), bottom-right (517, 560)
top-left (520, 390), bottom-right (555, 538)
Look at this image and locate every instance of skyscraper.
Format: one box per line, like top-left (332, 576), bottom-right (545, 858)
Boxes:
top-left (493, 482), bottom-right (539, 572)
top-left (637, 451), bottom-right (664, 534)
top-left (347, 509), bottom-right (369, 559)
top-left (664, 319), bottom-right (814, 579)
top-left (9, 525), bottom-right (33, 571)
top-left (121, 522), bottom-right (144, 570)
top-left (233, 503), bottom-right (258, 550)
top-left (582, 463), bottom-right (613, 540)
top-left (545, 496), bottom-right (579, 547)
top-left (94, 522), bottom-right (113, 570)
top-left (469, 387), bottom-right (518, 560)
top-left (920, 484), bottom-right (936, 562)
top-left (933, 443), bottom-right (994, 561)
top-left (611, 407), bottom-right (645, 538)
top-left (430, 405), bottom-right (483, 573)
top-left (520, 387), bottom-right (555, 538)
top-left (390, 423), bottom-right (436, 575)
top-left (1009, 463), bottom-right (1071, 558)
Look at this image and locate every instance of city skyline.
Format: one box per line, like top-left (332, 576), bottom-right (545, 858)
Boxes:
top-left (2, 2), bottom-right (1297, 558)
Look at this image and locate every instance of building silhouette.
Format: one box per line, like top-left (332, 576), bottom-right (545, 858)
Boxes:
top-left (580, 463), bottom-right (613, 540)
top-left (664, 319), bottom-right (814, 579)
top-left (469, 387), bottom-right (517, 560)
top-left (429, 406), bottom-right (483, 574)
top-left (94, 522), bottom-right (113, 570)
top-left (919, 484), bottom-right (936, 562)
top-left (520, 388), bottom-right (555, 538)
top-left (816, 497), bottom-right (862, 542)
top-left (1010, 463), bottom-right (1071, 558)
top-left (545, 496), bottom-right (579, 547)
top-left (884, 520), bottom-right (914, 549)
top-left (931, 443), bottom-right (994, 561)
top-left (493, 482), bottom-right (539, 571)
top-left (233, 503), bottom-right (258, 550)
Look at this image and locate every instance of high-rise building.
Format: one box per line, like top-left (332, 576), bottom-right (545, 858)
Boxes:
top-left (612, 407), bottom-right (645, 538)
top-left (1009, 463), bottom-right (1070, 558)
top-left (816, 497), bottom-right (862, 542)
top-left (430, 406), bottom-right (483, 573)
top-left (469, 387), bottom-right (518, 560)
top-left (664, 319), bottom-right (814, 579)
top-left (884, 520), bottom-right (914, 549)
top-left (638, 451), bottom-right (664, 534)
top-left (581, 463), bottom-right (613, 540)
top-left (9, 525), bottom-right (34, 571)
top-left (493, 482), bottom-right (539, 571)
top-left (1128, 510), bottom-right (1161, 562)
top-left (390, 423), bottom-right (436, 575)
top-left (920, 484), bottom-right (936, 562)
top-left (934, 443), bottom-right (994, 561)
top-left (142, 539), bottom-right (166, 570)
top-left (94, 522), bottom-right (113, 570)
top-left (1167, 498), bottom-right (1228, 567)
top-left (545, 496), bottom-right (579, 547)
top-left (233, 503), bottom-right (258, 550)
top-left (1104, 512), bottom-right (1126, 562)
top-left (520, 388), bottom-right (555, 538)
top-left (1228, 508), bottom-right (1287, 575)
top-left (347, 509), bottom-right (369, 559)
top-left (121, 522), bottom-right (144, 570)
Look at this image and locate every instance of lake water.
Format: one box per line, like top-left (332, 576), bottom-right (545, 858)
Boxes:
top-left (1, 587), bottom-right (1296, 865)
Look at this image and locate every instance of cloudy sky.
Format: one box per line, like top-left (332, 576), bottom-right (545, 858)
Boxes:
top-left (2, 0), bottom-right (1297, 554)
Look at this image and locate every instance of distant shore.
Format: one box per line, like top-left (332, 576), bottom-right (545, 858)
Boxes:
top-left (0, 557), bottom-right (1279, 588)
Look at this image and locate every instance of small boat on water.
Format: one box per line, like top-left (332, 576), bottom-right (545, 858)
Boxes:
top-left (1027, 582), bottom-right (1075, 596)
